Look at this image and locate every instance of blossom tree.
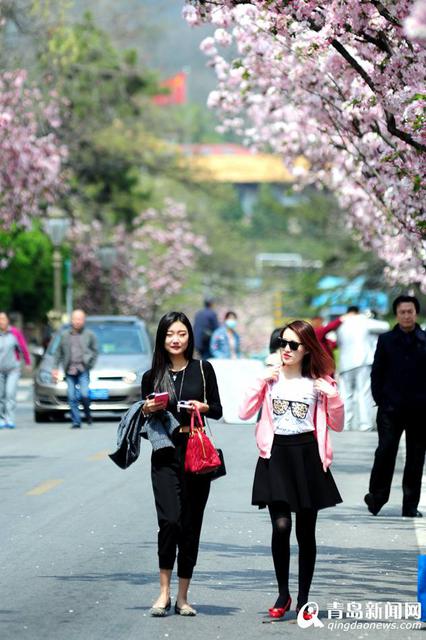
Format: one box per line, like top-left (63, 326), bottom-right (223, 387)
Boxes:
top-left (0, 70), bottom-right (66, 231)
top-left (65, 219), bottom-right (130, 313)
top-left (121, 198), bottom-right (211, 320)
top-left (183, 1), bottom-right (426, 291)
top-left (70, 198), bottom-right (210, 320)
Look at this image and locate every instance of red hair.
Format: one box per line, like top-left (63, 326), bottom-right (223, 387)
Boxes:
top-left (281, 320), bottom-right (334, 378)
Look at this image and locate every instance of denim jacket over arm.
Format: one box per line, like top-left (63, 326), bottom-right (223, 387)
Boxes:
top-left (110, 404), bottom-right (180, 469)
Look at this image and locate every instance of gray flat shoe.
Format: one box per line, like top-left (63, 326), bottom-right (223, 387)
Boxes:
top-left (150, 598), bottom-right (171, 617)
top-left (175, 602), bottom-right (197, 616)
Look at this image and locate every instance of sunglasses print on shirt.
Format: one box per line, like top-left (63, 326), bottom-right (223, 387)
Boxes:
top-left (272, 398), bottom-right (309, 420)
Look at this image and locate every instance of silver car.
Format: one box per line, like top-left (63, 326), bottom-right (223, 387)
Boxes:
top-left (34, 315), bottom-right (152, 422)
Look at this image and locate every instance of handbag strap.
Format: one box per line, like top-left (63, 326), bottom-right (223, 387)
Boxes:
top-left (190, 405), bottom-right (204, 433)
top-left (200, 359), bottom-right (207, 403)
top-left (199, 359), bottom-right (215, 439)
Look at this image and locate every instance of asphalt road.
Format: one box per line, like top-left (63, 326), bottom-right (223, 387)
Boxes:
top-left (0, 380), bottom-right (424, 640)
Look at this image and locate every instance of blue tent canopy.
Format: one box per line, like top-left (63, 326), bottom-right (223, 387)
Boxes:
top-left (312, 275), bottom-right (389, 315)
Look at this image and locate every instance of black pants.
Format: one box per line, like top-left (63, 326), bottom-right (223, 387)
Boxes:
top-left (151, 434), bottom-right (211, 579)
top-left (368, 407), bottom-right (425, 511)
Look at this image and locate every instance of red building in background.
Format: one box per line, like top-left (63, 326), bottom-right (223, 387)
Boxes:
top-left (152, 72), bottom-right (187, 106)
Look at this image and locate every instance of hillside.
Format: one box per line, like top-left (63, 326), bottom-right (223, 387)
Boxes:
top-left (71, 0), bottom-right (216, 104)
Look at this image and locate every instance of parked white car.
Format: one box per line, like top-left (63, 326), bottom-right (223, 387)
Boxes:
top-left (33, 316), bottom-right (152, 422)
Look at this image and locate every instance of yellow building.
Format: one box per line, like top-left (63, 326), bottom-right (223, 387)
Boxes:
top-left (180, 143), bottom-right (308, 183)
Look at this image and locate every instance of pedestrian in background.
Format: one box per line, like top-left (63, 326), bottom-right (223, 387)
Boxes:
top-left (239, 320), bottom-right (344, 619)
top-left (365, 295), bottom-right (426, 518)
top-left (265, 327), bottom-right (282, 367)
top-left (210, 311), bottom-right (241, 359)
top-left (0, 311), bottom-right (31, 429)
top-left (311, 315), bottom-right (344, 363)
top-left (336, 306), bottom-right (388, 431)
top-left (52, 309), bottom-right (98, 429)
top-left (193, 298), bottom-right (219, 359)
top-left (141, 311), bottom-right (222, 617)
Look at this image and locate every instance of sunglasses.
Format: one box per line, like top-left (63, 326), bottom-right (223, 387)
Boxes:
top-left (278, 338), bottom-right (303, 351)
top-left (273, 399), bottom-right (309, 419)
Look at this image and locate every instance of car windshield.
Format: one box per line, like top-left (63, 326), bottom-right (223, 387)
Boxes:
top-left (47, 322), bottom-right (149, 356)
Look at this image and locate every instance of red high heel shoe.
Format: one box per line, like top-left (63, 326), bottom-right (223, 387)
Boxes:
top-left (268, 596), bottom-right (292, 619)
top-left (296, 605), bottom-right (314, 621)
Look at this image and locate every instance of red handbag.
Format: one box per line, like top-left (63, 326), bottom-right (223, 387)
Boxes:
top-left (184, 406), bottom-right (221, 474)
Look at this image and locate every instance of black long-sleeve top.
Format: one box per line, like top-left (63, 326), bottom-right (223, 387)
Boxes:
top-left (141, 359), bottom-right (223, 424)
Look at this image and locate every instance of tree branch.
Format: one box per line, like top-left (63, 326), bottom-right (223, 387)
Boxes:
top-left (331, 38), bottom-right (376, 92)
top-left (331, 39), bottom-right (426, 153)
top-left (384, 111), bottom-right (426, 152)
top-left (368, 1), bottom-right (402, 28)
top-left (357, 30), bottom-right (393, 56)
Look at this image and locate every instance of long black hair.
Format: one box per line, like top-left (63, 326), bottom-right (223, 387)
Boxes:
top-left (150, 311), bottom-right (194, 396)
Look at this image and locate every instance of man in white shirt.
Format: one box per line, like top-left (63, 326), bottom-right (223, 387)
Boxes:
top-left (337, 307), bottom-right (388, 431)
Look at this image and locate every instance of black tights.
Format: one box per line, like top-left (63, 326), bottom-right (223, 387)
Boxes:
top-left (268, 502), bottom-right (317, 608)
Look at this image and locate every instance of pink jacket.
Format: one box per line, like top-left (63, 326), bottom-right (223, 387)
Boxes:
top-left (10, 326), bottom-right (31, 366)
top-left (239, 374), bottom-right (344, 471)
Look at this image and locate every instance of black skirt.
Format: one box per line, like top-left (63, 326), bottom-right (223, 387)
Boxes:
top-left (252, 432), bottom-right (342, 512)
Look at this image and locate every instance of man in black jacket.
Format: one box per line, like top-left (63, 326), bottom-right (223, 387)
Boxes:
top-left (193, 298), bottom-right (219, 359)
top-left (365, 295), bottom-right (426, 517)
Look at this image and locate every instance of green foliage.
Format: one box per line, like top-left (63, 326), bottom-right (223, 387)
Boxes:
top-left (145, 103), bottom-right (227, 145)
top-left (188, 187), bottom-right (253, 292)
top-left (244, 184), bottom-right (380, 274)
top-left (232, 184), bottom-right (388, 316)
top-left (37, 12), bottom-right (197, 229)
top-left (0, 1), bottom-right (71, 69)
top-left (67, 125), bottom-right (155, 226)
top-left (0, 225), bottom-right (53, 320)
top-left (40, 12), bottom-right (155, 125)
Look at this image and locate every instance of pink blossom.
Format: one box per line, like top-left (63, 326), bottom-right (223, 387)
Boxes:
top-left (0, 70), bottom-right (65, 232)
top-left (214, 28), bottom-right (233, 47)
top-left (69, 199), bottom-right (210, 319)
top-left (405, 0), bottom-right (426, 42)
top-left (211, 7), bottom-right (233, 28)
top-left (182, 4), bottom-right (202, 27)
top-left (184, 0), bottom-right (426, 292)
top-left (200, 36), bottom-right (218, 57)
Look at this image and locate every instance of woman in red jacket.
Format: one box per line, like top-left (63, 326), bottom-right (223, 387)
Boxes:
top-left (239, 320), bottom-right (344, 620)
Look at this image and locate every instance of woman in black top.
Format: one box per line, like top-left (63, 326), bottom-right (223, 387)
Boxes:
top-left (141, 311), bottom-right (222, 617)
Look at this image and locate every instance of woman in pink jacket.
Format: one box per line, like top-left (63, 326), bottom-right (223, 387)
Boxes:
top-left (239, 320), bottom-right (344, 620)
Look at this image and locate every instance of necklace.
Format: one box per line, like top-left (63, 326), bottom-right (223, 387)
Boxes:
top-left (169, 361), bottom-right (189, 412)
top-left (169, 361), bottom-right (188, 381)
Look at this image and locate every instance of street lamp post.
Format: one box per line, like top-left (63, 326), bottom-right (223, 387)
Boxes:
top-left (98, 245), bottom-right (117, 314)
top-left (44, 209), bottom-right (70, 326)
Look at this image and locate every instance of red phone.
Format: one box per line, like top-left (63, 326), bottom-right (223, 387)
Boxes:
top-left (148, 392), bottom-right (169, 405)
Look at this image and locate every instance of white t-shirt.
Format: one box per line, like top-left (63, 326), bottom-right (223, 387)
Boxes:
top-left (271, 374), bottom-right (317, 435)
top-left (337, 315), bottom-right (389, 372)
